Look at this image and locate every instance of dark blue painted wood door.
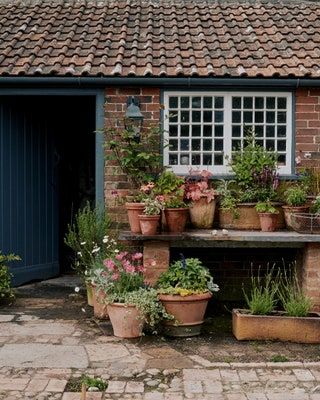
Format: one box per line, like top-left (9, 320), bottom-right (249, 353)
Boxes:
top-left (0, 97), bottom-right (59, 285)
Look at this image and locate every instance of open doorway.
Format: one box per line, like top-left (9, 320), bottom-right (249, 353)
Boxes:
top-left (0, 95), bottom-right (96, 285)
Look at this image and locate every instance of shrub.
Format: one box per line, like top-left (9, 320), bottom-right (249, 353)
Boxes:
top-left (0, 252), bottom-right (20, 303)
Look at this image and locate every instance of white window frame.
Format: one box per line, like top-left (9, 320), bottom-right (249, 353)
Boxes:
top-left (163, 91), bottom-right (293, 175)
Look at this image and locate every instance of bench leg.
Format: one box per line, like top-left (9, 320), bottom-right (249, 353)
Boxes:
top-left (143, 241), bottom-right (170, 286)
top-left (302, 243), bottom-right (320, 312)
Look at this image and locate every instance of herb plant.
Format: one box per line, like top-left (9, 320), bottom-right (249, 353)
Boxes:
top-left (157, 257), bottom-right (219, 296)
top-left (284, 186), bottom-right (307, 207)
top-left (0, 252), bottom-right (20, 303)
top-left (255, 201), bottom-right (279, 214)
top-left (154, 170), bottom-right (185, 197)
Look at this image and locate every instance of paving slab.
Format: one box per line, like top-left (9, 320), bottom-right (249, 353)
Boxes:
top-left (85, 344), bottom-right (130, 362)
top-left (0, 322), bottom-right (74, 336)
top-left (0, 344), bottom-right (88, 368)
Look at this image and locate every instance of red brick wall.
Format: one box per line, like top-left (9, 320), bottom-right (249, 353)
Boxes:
top-left (104, 87), bottom-right (160, 228)
top-left (295, 88), bottom-right (320, 171)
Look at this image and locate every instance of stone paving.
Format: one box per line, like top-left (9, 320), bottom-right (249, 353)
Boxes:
top-left (0, 279), bottom-right (320, 400)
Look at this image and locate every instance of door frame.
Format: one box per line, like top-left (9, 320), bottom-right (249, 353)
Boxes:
top-left (0, 88), bottom-right (105, 209)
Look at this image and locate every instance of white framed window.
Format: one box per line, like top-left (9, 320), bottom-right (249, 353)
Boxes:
top-left (163, 91), bottom-right (293, 175)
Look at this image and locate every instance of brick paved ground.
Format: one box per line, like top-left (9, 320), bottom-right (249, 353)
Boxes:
top-left (0, 279), bottom-right (320, 400)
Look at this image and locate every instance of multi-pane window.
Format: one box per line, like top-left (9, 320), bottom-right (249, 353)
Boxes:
top-left (163, 92), bottom-right (292, 175)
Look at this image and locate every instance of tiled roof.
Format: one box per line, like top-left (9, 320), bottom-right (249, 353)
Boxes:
top-left (0, 0), bottom-right (320, 78)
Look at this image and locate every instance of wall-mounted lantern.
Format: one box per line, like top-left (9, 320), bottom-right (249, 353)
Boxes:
top-left (125, 96), bottom-right (144, 142)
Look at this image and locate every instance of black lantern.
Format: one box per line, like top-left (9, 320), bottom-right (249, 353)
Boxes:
top-left (125, 96), bottom-right (144, 142)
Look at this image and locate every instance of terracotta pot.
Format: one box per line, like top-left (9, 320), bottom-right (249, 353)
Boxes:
top-left (219, 203), bottom-right (285, 230)
top-left (139, 214), bottom-right (160, 235)
top-left (159, 292), bottom-right (212, 337)
top-left (92, 285), bottom-right (108, 319)
top-left (232, 309), bottom-right (320, 343)
top-left (125, 202), bottom-right (145, 233)
top-left (107, 303), bottom-right (144, 338)
top-left (189, 198), bottom-right (216, 229)
top-left (282, 205), bottom-right (310, 230)
top-left (164, 208), bottom-right (189, 233)
top-left (86, 282), bottom-right (94, 307)
top-left (258, 212), bottom-right (279, 232)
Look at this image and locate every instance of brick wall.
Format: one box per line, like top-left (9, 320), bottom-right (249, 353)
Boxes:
top-left (104, 87), bottom-right (160, 228)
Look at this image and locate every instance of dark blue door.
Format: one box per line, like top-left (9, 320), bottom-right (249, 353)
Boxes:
top-left (0, 97), bottom-right (59, 285)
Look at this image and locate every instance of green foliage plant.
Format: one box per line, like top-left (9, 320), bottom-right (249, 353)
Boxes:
top-left (216, 180), bottom-right (240, 218)
top-left (164, 196), bottom-right (188, 209)
top-left (243, 267), bottom-right (280, 315)
top-left (82, 375), bottom-right (108, 391)
top-left (106, 122), bottom-right (164, 188)
top-left (157, 257), bottom-right (219, 296)
top-left (255, 201), bottom-right (279, 214)
top-left (310, 195), bottom-right (320, 214)
top-left (284, 186), bottom-right (307, 207)
top-left (64, 202), bottom-right (115, 280)
top-left (278, 269), bottom-right (312, 317)
top-left (0, 252), bottom-right (20, 303)
top-left (143, 197), bottom-right (163, 215)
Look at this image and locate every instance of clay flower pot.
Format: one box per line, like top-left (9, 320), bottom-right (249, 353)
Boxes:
top-left (189, 198), bottom-right (216, 229)
top-left (164, 208), bottom-right (189, 233)
top-left (125, 203), bottom-right (145, 233)
top-left (107, 303), bottom-right (144, 338)
top-left (139, 214), bottom-right (160, 235)
top-left (282, 205), bottom-right (309, 230)
top-left (159, 292), bottom-right (212, 337)
top-left (257, 212), bottom-right (279, 232)
top-left (92, 285), bottom-right (108, 319)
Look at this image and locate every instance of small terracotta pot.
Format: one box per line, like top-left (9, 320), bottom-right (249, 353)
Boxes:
top-left (159, 292), bottom-right (212, 337)
top-left (282, 205), bottom-right (309, 229)
top-left (107, 303), bottom-right (144, 338)
top-left (164, 208), bottom-right (189, 233)
top-left (189, 198), bottom-right (216, 229)
top-left (125, 202), bottom-right (145, 233)
top-left (92, 285), bottom-right (108, 319)
top-left (139, 214), bottom-right (160, 235)
top-left (258, 212), bottom-right (279, 232)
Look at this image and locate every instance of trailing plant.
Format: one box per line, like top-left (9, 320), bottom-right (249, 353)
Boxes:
top-left (157, 256), bottom-right (219, 296)
top-left (255, 201), bottom-right (279, 214)
top-left (64, 202), bottom-right (116, 279)
top-left (106, 123), bottom-right (164, 188)
top-left (143, 197), bottom-right (163, 215)
top-left (284, 185), bottom-right (307, 207)
top-left (0, 252), bottom-right (20, 303)
top-left (243, 267), bottom-right (280, 315)
top-left (278, 269), bottom-right (312, 317)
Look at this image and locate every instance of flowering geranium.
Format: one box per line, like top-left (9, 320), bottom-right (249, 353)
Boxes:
top-left (184, 169), bottom-right (216, 203)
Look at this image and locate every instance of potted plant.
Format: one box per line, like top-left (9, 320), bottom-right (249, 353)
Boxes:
top-left (282, 185), bottom-right (309, 229)
top-left (156, 256), bottom-right (219, 337)
top-left (0, 251), bottom-right (20, 305)
top-left (184, 169), bottom-right (217, 229)
top-left (255, 201), bottom-right (279, 232)
top-left (164, 196), bottom-right (189, 233)
top-left (139, 197), bottom-right (163, 235)
top-left (233, 267), bottom-right (320, 343)
top-left (64, 202), bottom-right (114, 306)
top-left (100, 251), bottom-right (171, 338)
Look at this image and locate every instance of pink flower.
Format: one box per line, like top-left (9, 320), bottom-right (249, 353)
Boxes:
top-left (115, 251), bottom-right (128, 261)
top-left (104, 259), bottom-right (115, 271)
top-left (125, 264), bottom-right (136, 274)
top-left (132, 252), bottom-right (143, 260)
top-left (155, 195), bottom-right (165, 203)
top-left (138, 265), bottom-right (146, 273)
top-left (111, 272), bottom-right (119, 281)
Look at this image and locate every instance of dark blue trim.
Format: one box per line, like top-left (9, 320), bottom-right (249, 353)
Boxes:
top-left (95, 92), bottom-right (105, 210)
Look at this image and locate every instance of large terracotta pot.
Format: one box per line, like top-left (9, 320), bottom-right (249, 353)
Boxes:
top-left (86, 282), bottom-right (94, 307)
top-left (232, 309), bottom-right (320, 343)
top-left (189, 198), bottom-right (216, 229)
top-left (107, 303), bottom-right (144, 338)
top-left (164, 208), bottom-right (189, 233)
top-left (282, 205), bottom-right (309, 230)
top-left (125, 203), bottom-right (145, 233)
top-left (257, 212), bottom-right (279, 232)
top-left (139, 214), bottom-right (160, 235)
top-left (92, 285), bottom-right (108, 319)
top-left (219, 203), bottom-right (285, 230)
top-left (159, 292), bottom-right (212, 337)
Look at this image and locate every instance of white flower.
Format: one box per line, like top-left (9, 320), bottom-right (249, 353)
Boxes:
top-left (103, 236), bottom-right (109, 243)
top-left (114, 249), bottom-right (120, 253)
top-left (80, 241), bottom-right (86, 245)
top-left (74, 287), bottom-right (80, 293)
top-left (91, 246), bottom-right (100, 254)
top-left (81, 308), bottom-right (86, 313)
top-left (77, 252), bottom-right (82, 257)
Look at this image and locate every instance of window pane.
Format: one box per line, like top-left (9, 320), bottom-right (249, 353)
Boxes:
top-left (266, 97), bottom-right (275, 109)
top-left (277, 112), bottom-right (286, 123)
top-left (277, 125), bottom-right (286, 137)
top-left (215, 125), bottom-right (224, 137)
top-left (215, 111), bottom-right (224, 123)
top-left (266, 112), bottom-right (275, 123)
top-left (192, 154), bottom-right (201, 165)
top-left (181, 97), bottom-right (190, 108)
top-left (181, 111), bottom-right (189, 122)
top-left (192, 125), bottom-right (201, 136)
top-left (181, 125), bottom-right (189, 136)
top-left (232, 125), bottom-right (241, 137)
top-left (244, 97), bottom-right (253, 109)
top-left (181, 139), bottom-right (189, 150)
top-left (256, 139), bottom-right (263, 147)
top-left (180, 154), bottom-right (189, 165)
top-left (277, 97), bottom-right (287, 109)
top-left (192, 111), bottom-right (201, 122)
top-left (255, 111), bottom-right (264, 123)
top-left (169, 154), bottom-right (178, 165)
top-left (203, 111), bottom-right (212, 122)
top-left (203, 154), bottom-right (212, 165)
top-left (215, 139), bottom-right (223, 151)
top-left (244, 111), bottom-right (253, 123)
top-left (192, 139), bottom-right (201, 151)
top-left (255, 97), bottom-right (264, 109)
top-left (266, 125), bottom-right (275, 137)
top-left (232, 139), bottom-right (241, 150)
top-left (232, 111), bottom-right (241, 123)
top-left (278, 154), bottom-right (286, 164)
top-left (232, 97), bottom-right (241, 109)
top-left (214, 154), bottom-right (224, 165)
top-left (169, 139), bottom-right (178, 151)
top-left (169, 97), bottom-right (178, 108)
top-left (192, 97), bottom-right (201, 108)
top-left (214, 97), bottom-right (224, 109)
top-left (203, 125), bottom-right (212, 137)
top-left (169, 112), bottom-right (178, 123)
top-left (255, 125), bottom-right (263, 137)
top-left (203, 139), bottom-right (212, 151)
top-left (169, 125), bottom-right (178, 136)
top-left (266, 140), bottom-right (275, 151)
top-left (277, 140), bottom-right (286, 151)
top-left (203, 97), bottom-right (212, 108)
